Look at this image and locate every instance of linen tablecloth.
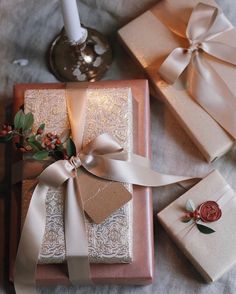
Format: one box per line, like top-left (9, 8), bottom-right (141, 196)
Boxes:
top-left (1, 0), bottom-right (236, 293)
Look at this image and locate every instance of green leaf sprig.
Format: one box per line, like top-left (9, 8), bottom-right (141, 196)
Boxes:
top-left (0, 109), bottom-right (34, 143)
top-left (0, 109), bottom-right (75, 161)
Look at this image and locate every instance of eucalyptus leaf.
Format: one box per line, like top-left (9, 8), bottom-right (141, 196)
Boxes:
top-left (66, 138), bottom-right (76, 157)
top-left (28, 141), bottom-right (42, 151)
top-left (14, 109), bottom-right (25, 129)
top-left (53, 150), bottom-right (65, 160)
top-left (28, 135), bottom-right (36, 143)
top-left (23, 112), bottom-right (34, 131)
top-left (186, 199), bottom-right (196, 212)
top-left (28, 135), bottom-right (42, 150)
top-left (33, 150), bottom-right (49, 160)
top-left (196, 223), bottom-right (215, 234)
top-left (38, 123), bottom-right (45, 131)
top-left (56, 144), bottom-right (64, 151)
top-left (33, 140), bottom-right (43, 150)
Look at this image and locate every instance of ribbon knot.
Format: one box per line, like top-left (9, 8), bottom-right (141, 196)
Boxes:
top-left (189, 41), bottom-right (202, 53)
top-left (158, 2), bottom-right (236, 139)
top-left (69, 155), bottom-right (82, 169)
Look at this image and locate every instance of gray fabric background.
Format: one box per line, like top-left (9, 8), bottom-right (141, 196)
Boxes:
top-left (1, 0), bottom-right (236, 293)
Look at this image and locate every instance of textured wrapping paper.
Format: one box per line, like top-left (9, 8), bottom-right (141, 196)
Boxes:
top-left (158, 170), bottom-right (236, 282)
top-left (21, 87), bottom-right (133, 264)
top-left (118, 0), bottom-right (235, 162)
top-left (10, 81), bottom-right (154, 286)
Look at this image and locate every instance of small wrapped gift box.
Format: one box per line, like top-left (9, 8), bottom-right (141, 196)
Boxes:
top-left (158, 170), bottom-right (236, 282)
top-left (118, 0), bottom-right (236, 162)
top-left (10, 80), bottom-right (154, 286)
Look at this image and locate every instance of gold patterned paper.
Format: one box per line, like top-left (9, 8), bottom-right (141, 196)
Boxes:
top-left (23, 88), bottom-right (133, 264)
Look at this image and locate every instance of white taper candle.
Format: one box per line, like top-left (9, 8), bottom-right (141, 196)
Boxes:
top-left (60, 0), bottom-right (86, 43)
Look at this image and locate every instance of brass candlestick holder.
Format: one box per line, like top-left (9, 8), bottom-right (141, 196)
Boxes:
top-left (48, 26), bottom-right (112, 82)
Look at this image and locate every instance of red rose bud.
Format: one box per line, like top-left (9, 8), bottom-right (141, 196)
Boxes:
top-left (198, 201), bottom-right (222, 223)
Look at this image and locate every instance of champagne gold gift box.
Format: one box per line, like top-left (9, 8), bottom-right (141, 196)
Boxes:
top-left (118, 0), bottom-right (235, 162)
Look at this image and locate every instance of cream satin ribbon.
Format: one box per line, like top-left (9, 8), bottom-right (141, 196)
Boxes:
top-left (14, 85), bottom-right (195, 293)
top-left (158, 2), bottom-right (236, 139)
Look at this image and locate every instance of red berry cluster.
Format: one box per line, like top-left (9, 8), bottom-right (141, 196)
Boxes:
top-left (41, 133), bottom-right (61, 150)
top-left (0, 124), bottom-right (12, 136)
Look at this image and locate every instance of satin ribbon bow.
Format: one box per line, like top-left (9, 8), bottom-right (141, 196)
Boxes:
top-left (39, 133), bottom-right (192, 188)
top-left (158, 2), bottom-right (236, 139)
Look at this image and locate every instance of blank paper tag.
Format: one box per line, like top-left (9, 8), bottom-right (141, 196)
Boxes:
top-left (84, 182), bottom-right (132, 224)
top-left (77, 172), bottom-right (132, 224)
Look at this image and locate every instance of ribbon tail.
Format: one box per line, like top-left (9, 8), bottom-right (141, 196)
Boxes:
top-left (202, 41), bottom-right (236, 65)
top-left (188, 53), bottom-right (236, 139)
top-left (83, 155), bottom-right (194, 187)
top-left (127, 153), bottom-right (151, 168)
top-left (65, 177), bottom-right (92, 285)
top-left (14, 183), bottom-right (49, 294)
top-left (104, 152), bottom-right (151, 168)
top-left (203, 6), bottom-right (233, 40)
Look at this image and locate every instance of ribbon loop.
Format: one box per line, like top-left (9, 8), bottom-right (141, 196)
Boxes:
top-left (186, 2), bottom-right (218, 41)
top-left (158, 47), bottom-right (192, 84)
top-left (82, 133), bottom-right (123, 155)
top-left (38, 160), bottom-right (74, 187)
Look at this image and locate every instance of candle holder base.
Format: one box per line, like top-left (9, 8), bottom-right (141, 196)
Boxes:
top-left (48, 27), bottom-right (112, 82)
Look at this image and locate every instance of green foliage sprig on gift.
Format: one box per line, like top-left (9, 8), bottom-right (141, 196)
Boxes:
top-left (0, 109), bottom-right (76, 160)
